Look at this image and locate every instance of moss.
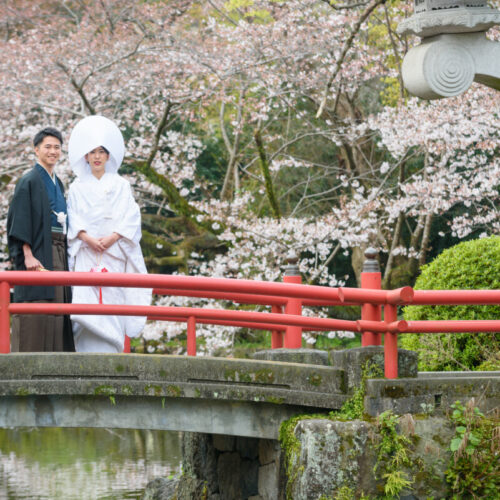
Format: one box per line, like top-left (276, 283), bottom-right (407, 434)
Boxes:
top-left (194, 388), bottom-right (201, 398)
top-left (224, 369), bottom-right (251, 383)
top-left (94, 385), bottom-right (117, 405)
top-left (115, 364), bottom-right (124, 373)
top-left (144, 384), bottom-right (162, 396)
top-left (254, 368), bottom-right (274, 383)
top-left (159, 369), bottom-right (167, 378)
top-left (121, 385), bottom-right (133, 396)
top-left (330, 361), bottom-right (382, 421)
top-left (380, 385), bottom-right (407, 398)
top-left (166, 385), bottom-right (182, 397)
top-left (265, 396), bottom-right (285, 404)
top-left (15, 388), bottom-right (30, 396)
top-left (224, 368), bottom-right (275, 384)
top-left (372, 411), bottom-right (414, 497)
top-left (279, 413), bottom-right (330, 499)
top-left (308, 373), bottom-right (322, 386)
top-left (94, 385), bottom-right (117, 397)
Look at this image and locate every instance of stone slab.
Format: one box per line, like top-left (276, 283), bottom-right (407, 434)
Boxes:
top-left (0, 394), bottom-right (318, 439)
top-left (258, 462), bottom-right (280, 500)
top-left (0, 353), bottom-right (347, 409)
top-left (329, 347), bottom-right (418, 392)
top-left (253, 348), bottom-right (330, 366)
top-left (286, 417), bottom-right (455, 498)
top-left (365, 372), bottom-right (500, 416)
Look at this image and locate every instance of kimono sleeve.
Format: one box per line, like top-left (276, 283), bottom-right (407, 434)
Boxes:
top-left (114, 181), bottom-right (142, 244)
top-left (67, 182), bottom-right (89, 270)
top-left (7, 179), bottom-right (33, 265)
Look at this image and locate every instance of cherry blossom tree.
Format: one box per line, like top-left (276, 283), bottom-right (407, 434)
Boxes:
top-left (0, 0), bottom-right (498, 353)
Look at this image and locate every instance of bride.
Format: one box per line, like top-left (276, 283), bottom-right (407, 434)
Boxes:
top-left (67, 115), bottom-right (151, 352)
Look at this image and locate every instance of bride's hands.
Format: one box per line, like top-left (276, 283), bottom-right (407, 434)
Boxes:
top-left (78, 231), bottom-right (106, 252)
top-left (98, 233), bottom-right (121, 250)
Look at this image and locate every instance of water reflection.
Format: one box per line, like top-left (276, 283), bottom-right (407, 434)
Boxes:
top-left (0, 428), bottom-right (181, 499)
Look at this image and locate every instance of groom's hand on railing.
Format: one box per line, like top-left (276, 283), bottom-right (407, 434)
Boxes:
top-left (22, 244), bottom-right (43, 271)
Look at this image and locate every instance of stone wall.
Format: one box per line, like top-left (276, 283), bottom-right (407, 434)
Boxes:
top-left (154, 432), bottom-right (284, 500)
top-left (283, 416), bottom-right (455, 499)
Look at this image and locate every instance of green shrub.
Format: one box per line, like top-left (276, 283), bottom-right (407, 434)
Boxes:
top-left (445, 400), bottom-right (499, 498)
top-left (401, 236), bottom-right (500, 371)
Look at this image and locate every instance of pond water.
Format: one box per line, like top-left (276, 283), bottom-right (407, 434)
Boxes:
top-left (0, 428), bottom-right (181, 500)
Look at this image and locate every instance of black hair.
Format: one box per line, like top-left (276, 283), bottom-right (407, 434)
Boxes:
top-left (33, 127), bottom-right (63, 148)
top-left (101, 146), bottom-right (109, 154)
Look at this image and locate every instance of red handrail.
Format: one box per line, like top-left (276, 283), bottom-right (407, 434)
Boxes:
top-left (1, 270), bottom-right (500, 380)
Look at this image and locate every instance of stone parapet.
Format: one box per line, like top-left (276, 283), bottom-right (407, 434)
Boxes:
top-left (0, 353), bottom-right (347, 410)
top-left (252, 348), bottom-right (329, 366)
top-left (364, 371), bottom-right (500, 417)
top-left (329, 347), bottom-right (418, 393)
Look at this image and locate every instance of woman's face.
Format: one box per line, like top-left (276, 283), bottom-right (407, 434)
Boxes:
top-left (85, 146), bottom-right (109, 178)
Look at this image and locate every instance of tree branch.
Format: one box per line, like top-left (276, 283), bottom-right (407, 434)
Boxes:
top-left (254, 128), bottom-right (281, 220)
top-left (56, 61), bottom-right (96, 114)
top-left (316, 0), bottom-right (386, 118)
top-left (146, 99), bottom-right (173, 168)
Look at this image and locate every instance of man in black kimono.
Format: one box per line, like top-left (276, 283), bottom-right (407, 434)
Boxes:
top-left (7, 127), bottom-right (74, 352)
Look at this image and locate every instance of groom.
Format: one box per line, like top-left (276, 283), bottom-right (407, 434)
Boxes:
top-left (7, 127), bottom-right (74, 352)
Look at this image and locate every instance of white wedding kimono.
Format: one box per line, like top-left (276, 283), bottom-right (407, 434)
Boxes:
top-left (67, 172), bottom-right (151, 352)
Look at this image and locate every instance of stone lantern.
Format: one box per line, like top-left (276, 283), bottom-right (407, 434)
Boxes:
top-left (397, 0), bottom-right (500, 99)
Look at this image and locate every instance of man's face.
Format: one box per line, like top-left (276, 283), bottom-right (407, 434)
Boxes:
top-left (35, 135), bottom-right (61, 171)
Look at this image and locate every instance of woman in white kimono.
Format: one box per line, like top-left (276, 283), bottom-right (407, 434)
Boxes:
top-left (67, 115), bottom-right (151, 352)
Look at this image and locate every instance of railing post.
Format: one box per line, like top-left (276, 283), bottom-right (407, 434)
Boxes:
top-left (283, 251), bottom-right (302, 348)
top-left (271, 304), bottom-right (284, 348)
top-left (187, 315), bottom-right (196, 356)
top-left (360, 247), bottom-right (382, 346)
top-left (0, 281), bottom-right (10, 353)
top-left (384, 304), bottom-right (398, 378)
top-left (123, 336), bottom-right (131, 353)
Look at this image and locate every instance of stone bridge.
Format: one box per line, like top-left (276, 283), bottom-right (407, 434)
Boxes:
top-left (0, 351), bottom-right (498, 439)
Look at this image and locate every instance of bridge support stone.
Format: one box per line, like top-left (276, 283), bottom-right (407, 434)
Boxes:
top-left (282, 416), bottom-right (455, 499)
top-left (154, 432), bottom-right (283, 500)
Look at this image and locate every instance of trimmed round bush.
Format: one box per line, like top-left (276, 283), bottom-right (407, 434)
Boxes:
top-left (401, 236), bottom-right (500, 371)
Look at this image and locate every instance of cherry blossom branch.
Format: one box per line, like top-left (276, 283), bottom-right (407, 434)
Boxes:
top-left (56, 61), bottom-right (97, 114)
top-left (316, 0), bottom-right (386, 118)
top-left (320, 0), bottom-right (371, 10)
top-left (308, 243), bottom-right (341, 285)
top-left (383, 3), bottom-right (405, 99)
top-left (220, 87), bottom-right (246, 200)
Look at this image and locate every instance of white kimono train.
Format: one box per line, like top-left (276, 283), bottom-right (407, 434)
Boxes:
top-left (67, 172), bottom-right (151, 352)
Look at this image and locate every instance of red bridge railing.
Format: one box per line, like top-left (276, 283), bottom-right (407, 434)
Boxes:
top-left (1, 262), bottom-right (499, 379)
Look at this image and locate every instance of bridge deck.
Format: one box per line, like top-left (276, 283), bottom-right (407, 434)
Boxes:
top-left (0, 354), bottom-right (348, 438)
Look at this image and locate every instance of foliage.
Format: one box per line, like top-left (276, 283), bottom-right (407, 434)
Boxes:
top-left (445, 400), bottom-right (500, 499)
top-left (329, 361), bottom-right (383, 420)
top-left (373, 411), bottom-right (413, 498)
top-left (402, 236), bottom-right (500, 371)
top-left (329, 486), bottom-right (370, 500)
